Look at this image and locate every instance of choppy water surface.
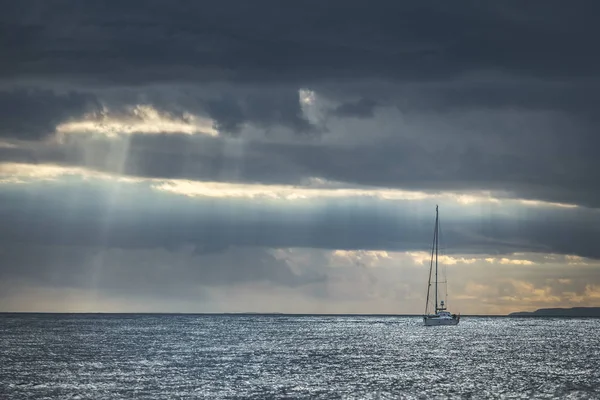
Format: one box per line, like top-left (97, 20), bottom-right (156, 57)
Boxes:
top-left (1, 314), bottom-right (599, 399)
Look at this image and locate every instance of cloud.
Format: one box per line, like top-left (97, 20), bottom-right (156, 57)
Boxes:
top-left (202, 89), bottom-right (317, 135)
top-left (3, 2), bottom-right (600, 86)
top-left (2, 243), bottom-right (600, 314)
top-left (2, 3), bottom-right (600, 209)
top-left (56, 104), bottom-right (219, 137)
top-left (331, 98), bottom-right (378, 119)
top-left (3, 2), bottom-right (600, 139)
top-left (3, 2), bottom-right (600, 313)
top-left (0, 244), bottom-right (326, 312)
top-left (0, 89), bottom-right (100, 140)
top-left (1, 177), bottom-right (599, 260)
top-left (0, 244), bottom-right (323, 291)
top-left (2, 100), bottom-right (598, 208)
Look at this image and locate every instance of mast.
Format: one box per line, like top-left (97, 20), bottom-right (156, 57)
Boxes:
top-left (435, 205), bottom-right (439, 312)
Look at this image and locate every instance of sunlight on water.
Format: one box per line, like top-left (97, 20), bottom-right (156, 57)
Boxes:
top-left (1, 315), bottom-right (599, 399)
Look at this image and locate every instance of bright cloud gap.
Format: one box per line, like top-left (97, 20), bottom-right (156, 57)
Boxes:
top-left (0, 162), bottom-right (582, 210)
top-left (56, 104), bottom-right (219, 137)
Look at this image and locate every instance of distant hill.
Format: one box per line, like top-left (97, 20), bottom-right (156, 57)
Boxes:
top-left (509, 307), bottom-right (600, 317)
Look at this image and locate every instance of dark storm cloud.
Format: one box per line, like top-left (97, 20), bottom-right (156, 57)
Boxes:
top-left (1, 181), bottom-right (600, 260)
top-left (2, 0), bottom-right (599, 128)
top-left (0, 133), bottom-right (310, 185)
top-left (2, 1), bottom-right (599, 130)
top-left (0, 89), bottom-right (99, 140)
top-left (1, 0), bottom-right (598, 133)
top-left (0, 244), bottom-right (324, 299)
top-left (3, 120), bottom-right (600, 209)
top-left (317, 78), bottom-right (600, 123)
top-left (1, 1), bottom-right (600, 209)
top-left (331, 98), bottom-right (378, 119)
top-left (2, 1), bottom-right (600, 85)
top-left (204, 96), bottom-right (245, 135)
top-left (203, 90), bottom-right (316, 135)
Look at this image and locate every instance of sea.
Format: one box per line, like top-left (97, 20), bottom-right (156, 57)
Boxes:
top-left (1, 314), bottom-right (599, 399)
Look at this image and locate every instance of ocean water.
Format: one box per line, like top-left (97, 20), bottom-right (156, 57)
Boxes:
top-left (1, 314), bottom-right (599, 399)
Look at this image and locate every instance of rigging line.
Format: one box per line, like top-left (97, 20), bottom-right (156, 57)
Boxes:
top-left (425, 206), bottom-right (437, 315)
top-left (439, 211), bottom-right (449, 306)
top-left (435, 205), bottom-right (440, 314)
top-left (435, 205), bottom-right (439, 312)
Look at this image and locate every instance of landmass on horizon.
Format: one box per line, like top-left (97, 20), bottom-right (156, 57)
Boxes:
top-left (509, 307), bottom-right (600, 317)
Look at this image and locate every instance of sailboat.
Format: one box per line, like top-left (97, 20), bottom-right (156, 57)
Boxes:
top-left (423, 205), bottom-right (460, 326)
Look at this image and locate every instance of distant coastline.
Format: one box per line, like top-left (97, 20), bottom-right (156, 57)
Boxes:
top-left (509, 307), bottom-right (600, 317)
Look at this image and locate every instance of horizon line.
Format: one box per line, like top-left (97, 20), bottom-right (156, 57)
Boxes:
top-left (1, 311), bottom-right (596, 317)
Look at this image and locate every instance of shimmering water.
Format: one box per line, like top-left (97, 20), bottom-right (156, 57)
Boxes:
top-left (1, 314), bottom-right (599, 399)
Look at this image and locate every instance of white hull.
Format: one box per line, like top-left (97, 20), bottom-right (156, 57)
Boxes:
top-left (423, 315), bottom-right (460, 326)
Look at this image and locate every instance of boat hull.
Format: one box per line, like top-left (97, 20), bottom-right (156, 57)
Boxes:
top-left (423, 316), bottom-right (460, 326)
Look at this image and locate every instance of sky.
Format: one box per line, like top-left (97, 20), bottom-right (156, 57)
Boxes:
top-left (1, 1), bottom-right (600, 314)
